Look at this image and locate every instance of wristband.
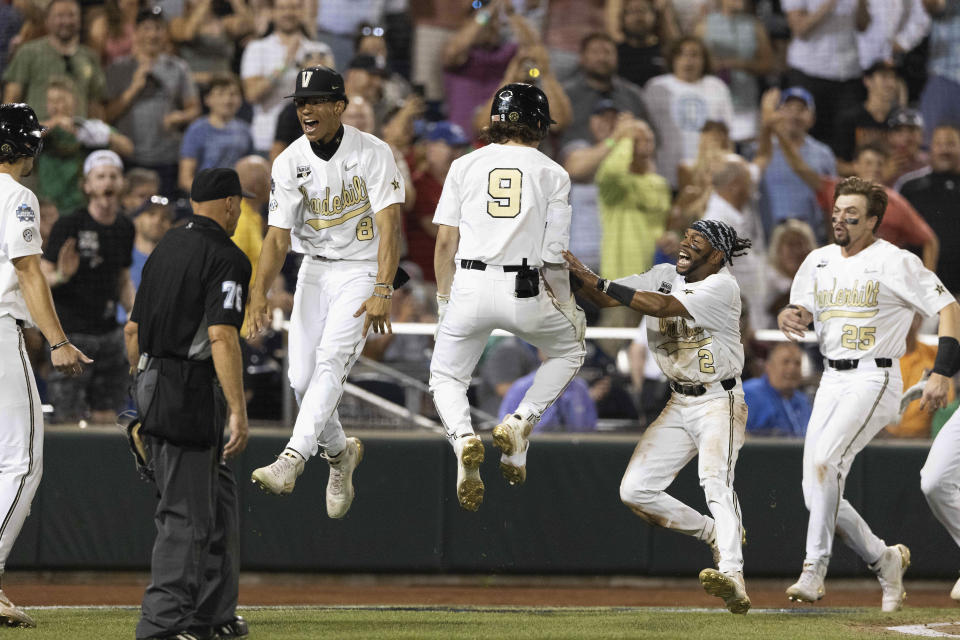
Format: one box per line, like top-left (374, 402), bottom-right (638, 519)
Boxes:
top-left (596, 278), bottom-right (607, 292)
top-left (933, 336), bottom-right (960, 377)
top-left (374, 282), bottom-right (394, 293)
top-left (373, 292), bottom-right (392, 299)
top-left (437, 293), bottom-right (450, 303)
top-left (50, 339), bottom-right (70, 351)
top-left (605, 281), bottom-right (636, 307)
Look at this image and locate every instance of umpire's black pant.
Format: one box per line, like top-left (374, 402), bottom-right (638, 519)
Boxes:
top-left (135, 436), bottom-right (239, 639)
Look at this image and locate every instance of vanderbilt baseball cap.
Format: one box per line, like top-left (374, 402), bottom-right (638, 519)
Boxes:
top-left (285, 65), bottom-right (347, 101)
top-left (191, 168), bottom-right (251, 202)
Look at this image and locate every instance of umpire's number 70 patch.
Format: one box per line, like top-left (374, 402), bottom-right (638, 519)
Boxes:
top-left (222, 281), bottom-right (243, 312)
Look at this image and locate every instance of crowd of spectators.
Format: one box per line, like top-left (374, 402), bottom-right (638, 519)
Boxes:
top-left (4, 0), bottom-right (960, 438)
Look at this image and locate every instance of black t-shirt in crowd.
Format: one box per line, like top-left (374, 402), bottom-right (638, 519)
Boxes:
top-left (617, 41), bottom-right (667, 89)
top-left (275, 101), bottom-right (303, 147)
top-left (899, 170), bottom-right (960, 292)
top-left (43, 208), bottom-right (135, 335)
top-left (131, 215), bottom-right (251, 361)
top-left (833, 103), bottom-right (892, 161)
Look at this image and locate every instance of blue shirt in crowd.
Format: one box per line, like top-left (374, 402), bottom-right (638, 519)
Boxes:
top-left (743, 375), bottom-right (811, 437)
top-left (757, 136), bottom-right (836, 242)
top-left (499, 373), bottom-right (597, 432)
top-left (117, 246), bottom-right (149, 323)
top-left (180, 117), bottom-right (253, 172)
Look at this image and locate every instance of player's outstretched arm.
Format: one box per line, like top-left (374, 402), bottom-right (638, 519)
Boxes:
top-left (246, 225), bottom-right (290, 339)
top-left (562, 250), bottom-right (687, 317)
top-left (13, 253), bottom-right (92, 376)
top-left (354, 204), bottom-right (402, 337)
top-left (922, 301), bottom-right (960, 412)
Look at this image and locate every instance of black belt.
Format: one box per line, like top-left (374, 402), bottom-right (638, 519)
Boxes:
top-left (827, 358), bottom-right (893, 370)
top-left (15, 319), bottom-right (24, 329)
top-left (670, 378), bottom-right (737, 397)
top-left (461, 259), bottom-right (525, 272)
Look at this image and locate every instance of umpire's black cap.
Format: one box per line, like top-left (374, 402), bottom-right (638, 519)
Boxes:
top-left (192, 168), bottom-right (249, 202)
top-left (285, 66), bottom-right (347, 101)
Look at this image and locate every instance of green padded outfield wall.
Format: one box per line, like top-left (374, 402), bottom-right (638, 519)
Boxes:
top-left (17, 431), bottom-right (957, 578)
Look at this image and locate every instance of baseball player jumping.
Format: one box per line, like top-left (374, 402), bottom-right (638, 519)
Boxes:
top-left (0, 103), bottom-right (90, 626)
top-left (430, 83), bottom-right (586, 511)
top-left (778, 176), bottom-right (960, 611)
top-left (565, 219), bottom-right (753, 615)
top-left (246, 66), bottom-right (405, 519)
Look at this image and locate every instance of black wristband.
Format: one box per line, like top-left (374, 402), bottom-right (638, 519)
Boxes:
top-left (569, 272), bottom-right (583, 293)
top-left (50, 339), bottom-right (70, 351)
top-left (933, 336), bottom-right (960, 377)
top-left (605, 281), bottom-right (636, 307)
top-left (595, 278), bottom-right (607, 292)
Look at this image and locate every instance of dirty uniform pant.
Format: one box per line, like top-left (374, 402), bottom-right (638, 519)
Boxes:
top-left (619, 390), bottom-right (747, 573)
top-left (136, 436), bottom-right (240, 639)
top-left (800, 367), bottom-right (900, 566)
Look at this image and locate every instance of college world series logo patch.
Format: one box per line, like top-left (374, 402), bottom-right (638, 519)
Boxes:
top-left (15, 203), bottom-right (35, 223)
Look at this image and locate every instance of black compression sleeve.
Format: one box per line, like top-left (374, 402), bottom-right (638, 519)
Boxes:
top-left (933, 336), bottom-right (960, 377)
top-left (605, 281), bottom-right (636, 307)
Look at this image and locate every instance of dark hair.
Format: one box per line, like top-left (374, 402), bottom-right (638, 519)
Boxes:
top-left (667, 36), bottom-right (711, 77)
top-left (833, 176), bottom-right (888, 230)
top-left (853, 141), bottom-right (888, 161)
top-left (207, 71), bottom-right (242, 93)
top-left (580, 31), bottom-right (616, 53)
top-left (482, 121), bottom-right (543, 145)
top-left (46, 0), bottom-right (80, 14)
top-left (701, 120), bottom-right (729, 136)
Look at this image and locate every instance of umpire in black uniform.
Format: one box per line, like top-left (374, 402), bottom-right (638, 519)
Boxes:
top-left (124, 168), bottom-right (251, 640)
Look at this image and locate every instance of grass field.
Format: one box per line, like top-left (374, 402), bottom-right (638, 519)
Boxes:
top-left (19, 605), bottom-right (960, 639)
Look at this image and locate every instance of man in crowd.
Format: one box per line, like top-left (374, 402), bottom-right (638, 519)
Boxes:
top-left (40, 150), bottom-right (134, 424)
top-left (743, 342), bottom-right (811, 437)
top-left (834, 59), bottom-right (901, 175)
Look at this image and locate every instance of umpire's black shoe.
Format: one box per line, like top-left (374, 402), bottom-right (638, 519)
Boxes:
top-left (215, 616), bottom-right (249, 638)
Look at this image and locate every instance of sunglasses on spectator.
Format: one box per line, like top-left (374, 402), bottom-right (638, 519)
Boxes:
top-left (360, 26), bottom-right (384, 37)
top-left (148, 195), bottom-right (170, 206)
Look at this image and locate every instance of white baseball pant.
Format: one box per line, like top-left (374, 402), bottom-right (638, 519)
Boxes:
top-left (921, 410), bottom-right (960, 548)
top-left (0, 317), bottom-right (43, 572)
top-left (619, 390), bottom-right (747, 574)
top-left (801, 365), bottom-right (901, 565)
top-left (285, 257), bottom-right (375, 459)
top-left (430, 266), bottom-right (585, 442)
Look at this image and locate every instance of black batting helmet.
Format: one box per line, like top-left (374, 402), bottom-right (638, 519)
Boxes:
top-left (0, 103), bottom-right (45, 163)
top-left (284, 66), bottom-right (347, 102)
top-left (490, 83), bottom-right (555, 137)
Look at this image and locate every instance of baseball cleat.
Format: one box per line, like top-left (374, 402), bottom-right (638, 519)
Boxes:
top-left (324, 437), bottom-right (363, 519)
top-left (870, 543), bottom-right (910, 612)
top-left (699, 569), bottom-right (751, 614)
top-left (492, 414), bottom-right (532, 457)
top-left (455, 435), bottom-right (484, 511)
top-left (951, 574), bottom-right (960, 601)
top-left (498, 442), bottom-right (530, 486)
top-left (251, 448), bottom-right (305, 495)
top-left (786, 558), bottom-right (828, 603)
top-left (0, 590), bottom-right (34, 628)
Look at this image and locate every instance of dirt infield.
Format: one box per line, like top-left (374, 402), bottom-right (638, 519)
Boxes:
top-left (7, 572), bottom-right (960, 610)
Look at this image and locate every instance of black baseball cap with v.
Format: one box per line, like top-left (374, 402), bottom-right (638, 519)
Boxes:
top-left (285, 66), bottom-right (347, 101)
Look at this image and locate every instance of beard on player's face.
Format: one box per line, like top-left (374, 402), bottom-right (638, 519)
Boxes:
top-left (676, 230), bottom-right (715, 275)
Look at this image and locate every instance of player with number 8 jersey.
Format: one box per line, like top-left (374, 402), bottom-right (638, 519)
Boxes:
top-left (246, 66), bottom-right (405, 519)
top-left (430, 83), bottom-right (587, 512)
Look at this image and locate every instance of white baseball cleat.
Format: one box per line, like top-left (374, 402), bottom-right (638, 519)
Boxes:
top-left (324, 437), bottom-right (363, 519)
top-left (251, 448), bottom-right (305, 495)
top-left (786, 558), bottom-right (828, 603)
top-left (870, 543), bottom-right (910, 612)
top-left (699, 569), bottom-right (751, 614)
top-left (0, 590), bottom-right (35, 628)
top-left (493, 414), bottom-right (532, 484)
top-left (950, 574), bottom-right (960, 601)
top-left (454, 435), bottom-right (484, 511)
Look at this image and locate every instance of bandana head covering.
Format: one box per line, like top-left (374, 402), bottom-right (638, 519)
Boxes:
top-left (689, 219), bottom-right (747, 266)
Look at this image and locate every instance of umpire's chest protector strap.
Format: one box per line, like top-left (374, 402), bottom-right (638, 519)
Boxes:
top-left (542, 202), bottom-right (572, 264)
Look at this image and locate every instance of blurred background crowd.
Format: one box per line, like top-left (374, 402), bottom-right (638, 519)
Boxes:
top-left (4, 0), bottom-right (960, 440)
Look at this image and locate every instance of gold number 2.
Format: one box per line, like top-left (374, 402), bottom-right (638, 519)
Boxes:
top-left (486, 168), bottom-right (523, 218)
top-left (698, 348), bottom-right (715, 373)
top-left (356, 216), bottom-right (374, 241)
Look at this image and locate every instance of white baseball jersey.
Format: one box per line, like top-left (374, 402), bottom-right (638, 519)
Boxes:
top-left (432, 143), bottom-right (570, 267)
top-left (269, 125), bottom-right (405, 260)
top-left (791, 240), bottom-right (954, 360)
top-left (618, 264), bottom-right (744, 384)
top-left (0, 174), bottom-right (42, 323)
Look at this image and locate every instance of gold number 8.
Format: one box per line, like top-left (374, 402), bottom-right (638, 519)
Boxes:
top-left (356, 216), bottom-right (374, 241)
top-left (487, 168), bottom-right (523, 218)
